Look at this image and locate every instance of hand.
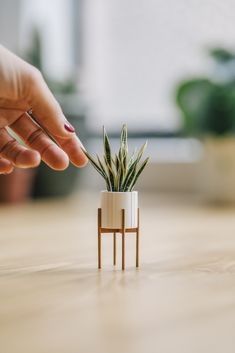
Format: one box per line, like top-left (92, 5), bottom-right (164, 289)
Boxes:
top-left (0, 45), bottom-right (87, 174)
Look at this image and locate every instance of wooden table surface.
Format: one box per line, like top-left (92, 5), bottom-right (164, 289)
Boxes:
top-left (0, 192), bottom-right (235, 353)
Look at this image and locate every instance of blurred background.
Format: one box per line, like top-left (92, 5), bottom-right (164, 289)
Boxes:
top-left (1, 0), bottom-right (235, 202)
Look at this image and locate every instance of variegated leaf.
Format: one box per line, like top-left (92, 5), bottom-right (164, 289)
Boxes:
top-left (97, 154), bottom-right (112, 190)
top-left (82, 149), bottom-right (106, 178)
top-left (104, 155), bottom-right (116, 191)
top-left (103, 126), bottom-right (112, 167)
top-left (136, 141), bottom-right (148, 163)
top-left (130, 157), bottom-right (150, 191)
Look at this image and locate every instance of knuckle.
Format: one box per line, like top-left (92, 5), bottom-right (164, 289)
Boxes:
top-left (0, 139), bottom-right (15, 154)
top-left (27, 66), bottom-right (43, 84)
top-left (23, 66), bottom-right (44, 100)
top-left (31, 66), bottom-right (42, 78)
top-left (40, 143), bottom-right (55, 160)
top-left (26, 128), bottom-right (44, 146)
top-left (0, 139), bottom-right (20, 162)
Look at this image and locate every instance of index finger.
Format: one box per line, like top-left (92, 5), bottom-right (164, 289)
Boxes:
top-left (25, 68), bottom-right (87, 167)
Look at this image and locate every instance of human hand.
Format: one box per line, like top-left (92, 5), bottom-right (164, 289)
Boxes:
top-left (0, 45), bottom-right (87, 174)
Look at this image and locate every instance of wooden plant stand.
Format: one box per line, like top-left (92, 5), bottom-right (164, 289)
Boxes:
top-left (98, 208), bottom-right (140, 270)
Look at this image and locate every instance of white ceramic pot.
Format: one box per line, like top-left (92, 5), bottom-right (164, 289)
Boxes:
top-left (100, 191), bottom-right (138, 229)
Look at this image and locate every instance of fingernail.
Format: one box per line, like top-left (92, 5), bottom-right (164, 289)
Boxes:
top-left (64, 123), bottom-right (75, 133)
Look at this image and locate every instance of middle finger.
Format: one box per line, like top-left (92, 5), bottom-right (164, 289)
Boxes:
top-left (10, 113), bottom-right (69, 170)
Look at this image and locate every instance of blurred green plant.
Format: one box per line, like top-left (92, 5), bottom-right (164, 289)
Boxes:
top-left (176, 47), bottom-right (235, 136)
top-left (83, 125), bottom-right (149, 192)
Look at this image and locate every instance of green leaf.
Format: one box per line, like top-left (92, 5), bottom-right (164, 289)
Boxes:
top-left (209, 47), bottom-right (235, 63)
top-left (82, 149), bottom-right (106, 178)
top-left (127, 148), bottom-right (137, 169)
top-left (103, 127), bottom-right (115, 188)
top-left (120, 124), bottom-right (128, 154)
top-left (122, 159), bottom-right (138, 191)
top-left (122, 142), bottom-right (147, 191)
top-left (118, 156), bottom-right (125, 191)
top-left (136, 141), bottom-right (147, 163)
top-left (103, 126), bottom-right (112, 167)
top-left (114, 162), bottom-right (121, 191)
top-left (97, 154), bottom-right (112, 190)
top-left (104, 155), bottom-right (116, 191)
top-left (115, 154), bottom-right (120, 172)
top-left (130, 157), bottom-right (150, 191)
top-left (176, 79), bottom-right (216, 135)
top-left (120, 124), bottom-right (128, 172)
top-left (96, 154), bottom-right (107, 177)
top-left (120, 124), bottom-right (128, 146)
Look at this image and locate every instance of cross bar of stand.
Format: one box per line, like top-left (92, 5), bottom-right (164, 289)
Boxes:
top-left (97, 208), bottom-right (140, 270)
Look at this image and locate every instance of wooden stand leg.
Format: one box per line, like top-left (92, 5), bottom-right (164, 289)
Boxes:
top-left (122, 209), bottom-right (125, 270)
top-left (98, 208), bottom-right (102, 269)
top-left (113, 233), bottom-right (116, 266)
top-left (136, 208), bottom-right (140, 268)
top-left (98, 207), bottom-right (139, 270)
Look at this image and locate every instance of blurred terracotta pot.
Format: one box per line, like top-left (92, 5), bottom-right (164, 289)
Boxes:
top-left (0, 168), bottom-right (35, 203)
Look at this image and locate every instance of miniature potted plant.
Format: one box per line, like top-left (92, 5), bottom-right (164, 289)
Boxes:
top-left (83, 125), bottom-right (149, 229)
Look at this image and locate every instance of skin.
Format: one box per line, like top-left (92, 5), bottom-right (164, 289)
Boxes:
top-left (0, 45), bottom-right (88, 174)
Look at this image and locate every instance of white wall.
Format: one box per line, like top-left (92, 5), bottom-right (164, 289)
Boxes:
top-left (0, 0), bottom-right (21, 52)
top-left (83, 0), bottom-right (235, 132)
top-left (19, 0), bottom-right (75, 81)
top-left (0, 0), bottom-right (75, 81)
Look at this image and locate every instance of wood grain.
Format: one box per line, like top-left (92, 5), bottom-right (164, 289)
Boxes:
top-left (1, 192), bottom-right (235, 353)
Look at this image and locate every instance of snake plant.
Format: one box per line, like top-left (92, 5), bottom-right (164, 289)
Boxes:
top-left (83, 125), bottom-right (149, 192)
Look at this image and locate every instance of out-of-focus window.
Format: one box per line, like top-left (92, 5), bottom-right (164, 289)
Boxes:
top-left (82, 0), bottom-right (235, 133)
top-left (19, 0), bottom-right (76, 81)
top-left (1, 0), bottom-right (235, 135)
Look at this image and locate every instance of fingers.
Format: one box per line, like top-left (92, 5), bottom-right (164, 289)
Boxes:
top-left (25, 69), bottom-right (87, 166)
top-left (0, 157), bottom-right (14, 174)
top-left (0, 108), bottom-right (25, 128)
top-left (54, 135), bottom-right (88, 168)
top-left (27, 110), bottom-right (87, 168)
top-left (10, 113), bottom-right (69, 170)
top-left (26, 69), bottom-right (78, 136)
top-left (0, 59), bottom-right (87, 169)
top-left (0, 128), bottom-right (40, 168)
